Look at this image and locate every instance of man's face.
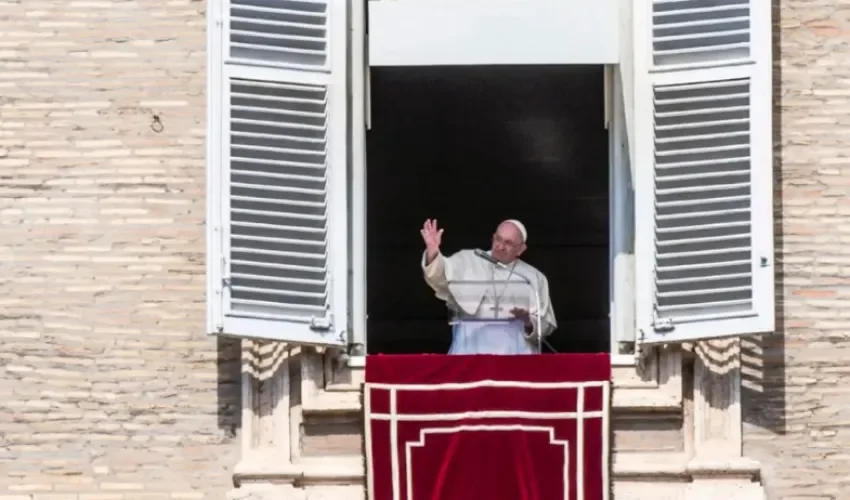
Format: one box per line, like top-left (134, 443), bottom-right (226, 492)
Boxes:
top-left (490, 223), bottom-right (526, 264)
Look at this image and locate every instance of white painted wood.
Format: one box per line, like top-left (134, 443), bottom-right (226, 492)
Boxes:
top-left (368, 0), bottom-right (620, 66)
top-left (207, 0), bottom-right (225, 335)
top-left (632, 0), bottom-right (774, 345)
top-left (610, 65), bottom-right (637, 347)
top-left (207, 0), bottom-right (351, 345)
top-left (349, 0), bottom-right (368, 355)
top-left (618, 0), bottom-right (635, 179)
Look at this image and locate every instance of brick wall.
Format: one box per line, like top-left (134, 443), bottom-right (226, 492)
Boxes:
top-left (741, 1), bottom-right (850, 498)
top-left (0, 1), bottom-right (240, 499)
top-left (2, 0), bottom-right (848, 499)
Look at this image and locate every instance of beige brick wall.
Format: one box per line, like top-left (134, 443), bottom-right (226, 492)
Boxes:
top-left (0, 1), bottom-right (239, 499)
top-left (742, 1), bottom-right (850, 498)
top-left (2, 0), bottom-right (848, 499)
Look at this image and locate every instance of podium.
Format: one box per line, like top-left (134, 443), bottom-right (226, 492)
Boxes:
top-left (447, 277), bottom-right (542, 355)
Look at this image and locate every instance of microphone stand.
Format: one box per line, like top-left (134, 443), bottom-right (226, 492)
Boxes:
top-left (475, 250), bottom-right (545, 354)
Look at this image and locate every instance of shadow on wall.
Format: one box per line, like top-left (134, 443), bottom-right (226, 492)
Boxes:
top-left (740, 0), bottom-right (786, 437)
top-left (217, 336), bottom-right (243, 436)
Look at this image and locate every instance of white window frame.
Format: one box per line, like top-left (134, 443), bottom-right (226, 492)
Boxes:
top-left (347, 63), bottom-right (640, 364)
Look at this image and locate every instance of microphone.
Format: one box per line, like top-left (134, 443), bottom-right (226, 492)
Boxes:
top-left (474, 249), bottom-right (531, 284)
top-left (473, 248), bottom-right (500, 266)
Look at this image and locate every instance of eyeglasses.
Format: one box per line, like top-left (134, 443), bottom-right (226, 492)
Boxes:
top-left (492, 234), bottom-right (519, 249)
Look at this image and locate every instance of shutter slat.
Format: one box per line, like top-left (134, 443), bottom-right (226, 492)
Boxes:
top-left (653, 42), bottom-right (749, 58)
top-left (658, 285), bottom-right (751, 299)
top-left (232, 221), bottom-right (326, 236)
top-left (230, 16), bottom-right (325, 31)
top-left (655, 106), bottom-right (750, 119)
top-left (230, 182), bottom-right (326, 196)
top-left (652, 0), bottom-right (751, 68)
top-left (658, 272), bottom-right (751, 286)
top-left (230, 208), bottom-right (324, 221)
top-left (229, 0), bottom-right (329, 68)
top-left (232, 247), bottom-right (325, 261)
top-left (231, 157), bottom-right (325, 170)
top-left (654, 28), bottom-right (750, 43)
top-left (655, 182), bottom-right (751, 195)
top-left (231, 272), bottom-right (326, 287)
top-left (655, 117), bottom-right (749, 131)
top-left (656, 259), bottom-right (750, 272)
top-left (655, 156), bottom-right (750, 170)
top-left (657, 195), bottom-right (751, 209)
top-left (231, 285), bottom-right (326, 299)
top-left (231, 298), bottom-right (326, 313)
top-left (656, 145), bottom-right (750, 158)
top-left (652, 16), bottom-right (749, 30)
top-left (231, 42), bottom-right (326, 57)
top-left (655, 131), bottom-right (749, 144)
top-left (233, 233), bottom-right (327, 247)
top-left (656, 246), bottom-right (751, 259)
top-left (656, 221), bottom-right (749, 234)
top-left (657, 170), bottom-right (749, 182)
top-left (229, 300), bottom-right (327, 320)
top-left (231, 145), bottom-right (326, 159)
top-left (231, 107), bottom-right (327, 122)
top-left (658, 298), bottom-right (751, 313)
top-left (232, 196), bottom-right (324, 209)
top-left (230, 30), bottom-right (326, 45)
top-left (231, 117), bottom-right (326, 130)
top-left (227, 77), bottom-right (332, 318)
top-left (657, 233), bottom-right (749, 247)
top-left (656, 207), bottom-right (749, 221)
top-left (231, 258), bottom-right (327, 274)
top-left (231, 169), bottom-right (327, 184)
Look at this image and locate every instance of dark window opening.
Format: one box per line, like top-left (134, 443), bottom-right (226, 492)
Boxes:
top-left (365, 65), bottom-right (610, 355)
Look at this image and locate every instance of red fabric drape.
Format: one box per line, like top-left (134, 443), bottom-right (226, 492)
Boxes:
top-left (365, 354), bottom-right (611, 500)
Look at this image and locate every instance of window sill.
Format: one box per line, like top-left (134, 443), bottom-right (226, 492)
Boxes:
top-left (611, 353), bottom-right (637, 366)
top-left (346, 355), bottom-right (366, 368)
top-left (345, 354), bottom-right (635, 368)
top-left (347, 353), bottom-right (635, 368)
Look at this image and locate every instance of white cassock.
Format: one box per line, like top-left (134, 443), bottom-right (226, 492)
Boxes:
top-left (421, 249), bottom-right (557, 355)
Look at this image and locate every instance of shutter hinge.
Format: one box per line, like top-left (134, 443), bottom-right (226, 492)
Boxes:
top-left (651, 312), bottom-right (675, 333)
top-left (221, 256), bottom-right (230, 287)
top-left (310, 315), bottom-right (332, 331)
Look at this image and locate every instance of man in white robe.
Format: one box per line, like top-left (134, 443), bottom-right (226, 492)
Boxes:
top-left (420, 218), bottom-right (557, 355)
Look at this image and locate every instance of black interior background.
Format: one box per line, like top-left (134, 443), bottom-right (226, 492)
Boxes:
top-left (365, 65), bottom-right (609, 354)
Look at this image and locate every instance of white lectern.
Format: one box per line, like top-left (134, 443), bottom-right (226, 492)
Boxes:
top-left (446, 277), bottom-right (542, 355)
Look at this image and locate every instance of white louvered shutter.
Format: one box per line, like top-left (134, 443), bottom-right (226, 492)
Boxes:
top-left (207, 0), bottom-right (350, 345)
top-left (632, 0), bottom-right (774, 344)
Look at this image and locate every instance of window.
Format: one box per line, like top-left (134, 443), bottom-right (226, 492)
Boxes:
top-left (206, 0), bottom-right (775, 357)
top-left (365, 65), bottom-right (611, 355)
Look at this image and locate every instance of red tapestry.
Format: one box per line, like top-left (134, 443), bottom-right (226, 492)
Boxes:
top-left (365, 354), bottom-right (611, 500)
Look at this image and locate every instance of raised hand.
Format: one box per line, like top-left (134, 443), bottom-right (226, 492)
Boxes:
top-left (420, 219), bottom-right (444, 260)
